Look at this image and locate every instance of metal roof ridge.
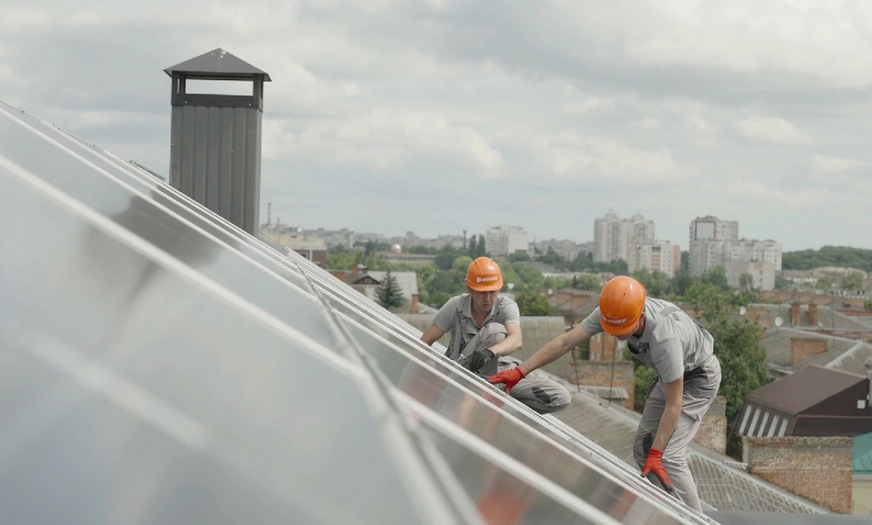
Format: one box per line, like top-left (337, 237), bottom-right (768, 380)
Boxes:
top-left (164, 48), bottom-right (271, 81)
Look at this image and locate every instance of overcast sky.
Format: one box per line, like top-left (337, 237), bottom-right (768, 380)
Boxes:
top-left (3, 1), bottom-right (872, 252)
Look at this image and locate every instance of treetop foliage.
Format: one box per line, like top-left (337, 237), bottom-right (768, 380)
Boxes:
top-left (376, 270), bottom-right (404, 310)
top-left (782, 245), bottom-right (872, 272)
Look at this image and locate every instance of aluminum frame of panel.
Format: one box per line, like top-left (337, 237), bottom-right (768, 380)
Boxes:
top-left (0, 157), bottom-right (452, 524)
top-left (0, 101), bottom-right (718, 524)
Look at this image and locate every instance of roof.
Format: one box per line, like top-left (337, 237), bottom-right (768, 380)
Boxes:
top-left (752, 303), bottom-right (872, 334)
top-left (2, 100), bottom-right (722, 524)
top-left (760, 326), bottom-right (872, 376)
top-left (552, 391), bottom-right (828, 513)
top-left (164, 48), bottom-right (272, 81)
top-left (854, 432), bottom-right (872, 473)
top-left (354, 270), bottom-right (419, 299)
top-left (746, 365), bottom-right (867, 414)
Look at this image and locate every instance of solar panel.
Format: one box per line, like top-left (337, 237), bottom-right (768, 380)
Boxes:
top-left (0, 101), bottom-right (716, 524)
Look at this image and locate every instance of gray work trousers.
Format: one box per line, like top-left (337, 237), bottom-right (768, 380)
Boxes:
top-left (459, 323), bottom-right (571, 414)
top-left (632, 355), bottom-right (721, 512)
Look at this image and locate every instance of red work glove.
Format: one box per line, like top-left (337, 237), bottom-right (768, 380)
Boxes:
top-left (641, 448), bottom-right (674, 494)
top-left (488, 367), bottom-right (526, 393)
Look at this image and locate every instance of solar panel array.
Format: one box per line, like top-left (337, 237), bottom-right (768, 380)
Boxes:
top-left (0, 101), bottom-right (718, 524)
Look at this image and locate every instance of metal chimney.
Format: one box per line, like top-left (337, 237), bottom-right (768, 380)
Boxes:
top-left (866, 357), bottom-right (872, 405)
top-left (164, 48), bottom-right (270, 236)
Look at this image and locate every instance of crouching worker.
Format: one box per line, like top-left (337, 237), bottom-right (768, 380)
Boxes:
top-left (489, 276), bottom-right (721, 512)
top-left (420, 257), bottom-right (571, 414)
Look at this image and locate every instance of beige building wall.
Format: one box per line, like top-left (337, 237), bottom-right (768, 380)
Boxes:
top-left (854, 476), bottom-right (872, 515)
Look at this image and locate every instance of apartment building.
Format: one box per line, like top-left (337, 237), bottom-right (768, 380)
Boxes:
top-left (628, 240), bottom-right (682, 277)
top-left (486, 225), bottom-right (529, 256)
top-left (688, 216), bottom-right (781, 289)
top-left (593, 212), bottom-right (655, 264)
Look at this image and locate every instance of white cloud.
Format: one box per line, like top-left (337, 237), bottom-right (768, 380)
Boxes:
top-left (812, 154), bottom-right (867, 173)
top-left (728, 179), bottom-right (827, 206)
top-left (4, 0), bottom-right (872, 251)
top-left (263, 108), bottom-right (504, 177)
top-left (735, 115), bottom-right (813, 145)
top-left (633, 117), bottom-right (660, 129)
top-left (466, 133), bottom-right (503, 174)
top-left (565, 95), bottom-right (613, 114)
top-left (537, 134), bottom-right (688, 183)
top-left (343, 83), bottom-right (361, 97)
top-left (616, 1), bottom-right (872, 88)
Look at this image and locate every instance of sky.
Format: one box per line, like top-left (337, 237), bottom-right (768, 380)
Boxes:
top-left (3, 1), bottom-right (872, 252)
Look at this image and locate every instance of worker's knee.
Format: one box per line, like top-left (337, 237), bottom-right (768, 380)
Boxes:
top-left (477, 323), bottom-right (506, 348)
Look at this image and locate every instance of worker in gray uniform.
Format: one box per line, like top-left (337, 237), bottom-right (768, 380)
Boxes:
top-left (490, 275), bottom-right (721, 512)
top-left (421, 256), bottom-right (571, 414)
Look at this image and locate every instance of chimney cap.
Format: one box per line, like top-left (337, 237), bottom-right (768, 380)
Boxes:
top-left (164, 48), bottom-right (271, 81)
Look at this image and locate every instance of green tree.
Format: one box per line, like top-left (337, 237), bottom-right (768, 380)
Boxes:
top-left (705, 315), bottom-right (769, 457)
top-left (738, 273), bottom-right (754, 292)
top-left (666, 269), bottom-right (696, 296)
top-left (683, 283), bottom-right (742, 319)
top-left (452, 256), bottom-right (474, 273)
top-left (632, 269), bottom-right (669, 297)
top-left (538, 247), bottom-right (564, 266)
top-left (468, 235), bottom-right (477, 258)
top-left (509, 251), bottom-right (532, 263)
top-left (774, 276), bottom-right (791, 290)
top-left (782, 246), bottom-right (872, 273)
top-left (700, 266), bottom-right (728, 289)
top-left (376, 270), bottom-right (404, 310)
top-left (569, 252), bottom-right (594, 272)
top-left (477, 234), bottom-right (486, 257)
top-left (515, 291), bottom-right (557, 316)
top-left (327, 250), bottom-right (359, 270)
top-left (605, 259), bottom-right (628, 274)
top-left (686, 286), bottom-right (769, 459)
top-left (573, 273), bottom-right (602, 291)
top-left (633, 363), bottom-right (657, 412)
top-left (512, 263), bottom-right (546, 293)
top-left (843, 271), bottom-right (864, 291)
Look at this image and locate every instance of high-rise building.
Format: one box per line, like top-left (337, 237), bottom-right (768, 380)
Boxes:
top-left (485, 225), bottom-right (529, 256)
top-left (593, 212), bottom-right (655, 264)
top-left (688, 216), bottom-right (739, 276)
top-left (628, 240), bottom-right (682, 277)
top-left (688, 216), bottom-right (781, 288)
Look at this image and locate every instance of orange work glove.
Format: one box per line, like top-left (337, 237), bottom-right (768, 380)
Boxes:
top-left (641, 448), bottom-right (674, 494)
top-left (488, 367), bottom-right (526, 393)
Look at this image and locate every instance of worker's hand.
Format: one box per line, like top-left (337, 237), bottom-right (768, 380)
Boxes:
top-left (641, 448), bottom-right (674, 494)
top-left (465, 349), bottom-right (495, 373)
top-left (488, 367), bottom-right (525, 393)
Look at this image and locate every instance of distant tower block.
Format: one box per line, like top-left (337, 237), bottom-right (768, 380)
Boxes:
top-left (164, 48), bottom-right (271, 236)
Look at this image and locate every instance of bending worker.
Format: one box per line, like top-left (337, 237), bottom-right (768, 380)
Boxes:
top-left (490, 275), bottom-right (721, 511)
top-left (421, 257), bottom-right (571, 414)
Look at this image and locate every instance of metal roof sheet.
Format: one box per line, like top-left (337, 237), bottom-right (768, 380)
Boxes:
top-left (760, 326), bottom-right (872, 376)
top-left (747, 365), bottom-right (866, 414)
top-left (164, 48), bottom-right (272, 81)
top-left (553, 391), bottom-right (828, 514)
top-left (854, 432), bottom-right (872, 472)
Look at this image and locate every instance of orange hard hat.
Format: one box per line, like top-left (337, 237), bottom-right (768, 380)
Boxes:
top-left (599, 276), bottom-right (647, 336)
top-left (466, 257), bottom-right (504, 292)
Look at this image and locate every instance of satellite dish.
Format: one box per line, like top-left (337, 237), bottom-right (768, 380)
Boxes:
top-left (774, 316), bottom-right (783, 327)
top-left (738, 306), bottom-right (747, 316)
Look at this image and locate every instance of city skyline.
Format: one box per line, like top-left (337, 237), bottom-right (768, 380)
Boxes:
top-left (4, 2), bottom-right (872, 253)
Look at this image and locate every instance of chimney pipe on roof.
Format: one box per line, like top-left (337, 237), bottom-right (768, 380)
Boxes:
top-left (866, 358), bottom-right (872, 405)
